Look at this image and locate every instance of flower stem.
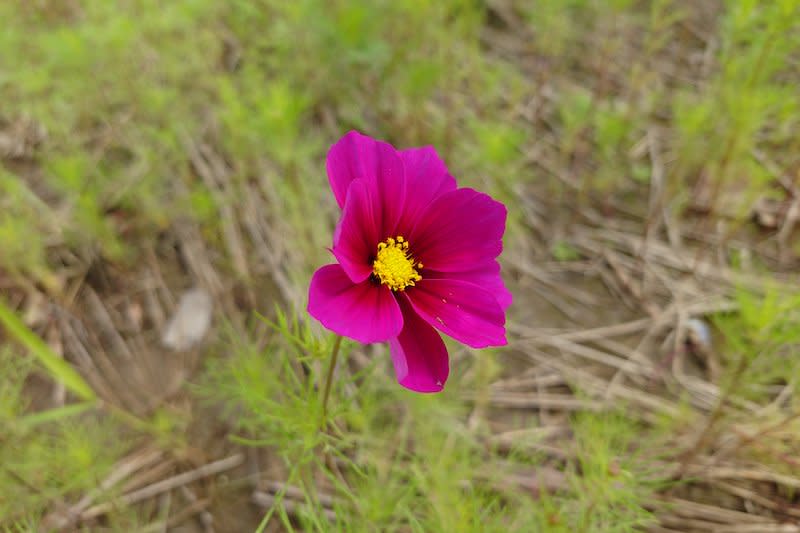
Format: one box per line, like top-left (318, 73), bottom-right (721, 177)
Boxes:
top-left (320, 335), bottom-right (342, 424)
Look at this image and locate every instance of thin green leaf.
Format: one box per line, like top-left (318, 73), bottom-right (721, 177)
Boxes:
top-left (0, 298), bottom-right (96, 401)
top-left (15, 400), bottom-right (98, 431)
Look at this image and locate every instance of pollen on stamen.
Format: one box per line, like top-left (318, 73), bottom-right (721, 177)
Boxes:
top-left (372, 236), bottom-right (422, 291)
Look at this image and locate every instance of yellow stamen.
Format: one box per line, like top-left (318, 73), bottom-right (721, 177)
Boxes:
top-left (372, 236), bottom-right (422, 291)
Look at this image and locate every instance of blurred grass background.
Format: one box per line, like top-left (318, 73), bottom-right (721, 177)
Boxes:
top-left (2, 1), bottom-right (800, 531)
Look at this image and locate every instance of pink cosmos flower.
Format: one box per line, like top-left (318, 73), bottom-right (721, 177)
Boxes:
top-left (308, 131), bottom-right (511, 393)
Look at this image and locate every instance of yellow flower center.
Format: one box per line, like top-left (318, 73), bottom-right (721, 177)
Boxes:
top-left (372, 236), bottom-right (423, 291)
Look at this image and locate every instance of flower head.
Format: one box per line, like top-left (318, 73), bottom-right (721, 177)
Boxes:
top-left (308, 131), bottom-right (511, 393)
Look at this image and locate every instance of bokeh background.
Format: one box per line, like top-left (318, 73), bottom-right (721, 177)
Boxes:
top-left (2, 1), bottom-right (800, 531)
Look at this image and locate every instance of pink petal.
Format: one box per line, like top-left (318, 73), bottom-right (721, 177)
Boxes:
top-left (426, 261), bottom-right (512, 311)
top-left (326, 131), bottom-right (380, 209)
top-left (389, 295), bottom-right (449, 393)
top-left (326, 132), bottom-right (406, 238)
top-left (408, 188), bottom-right (506, 272)
top-left (395, 146), bottom-right (456, 235)
top-left (407, 278), bottom-right (507, 349)
top-left (332, 179), bottom-right (378, 283)
top-left (369, 148), bottom-right (407, 241)
top-left (308, 264), bottom-right (403, 343)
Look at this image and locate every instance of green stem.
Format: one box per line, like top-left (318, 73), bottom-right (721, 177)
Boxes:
top-left (675, 352), bottom-right (752, 479)
top-left (320, 335), bottom-right (343, 424)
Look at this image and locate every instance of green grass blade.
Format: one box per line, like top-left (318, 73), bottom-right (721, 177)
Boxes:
top-left (0, 298), bottom-right (96, 401)
top-left (15, 400), bottom-right (98, 430)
